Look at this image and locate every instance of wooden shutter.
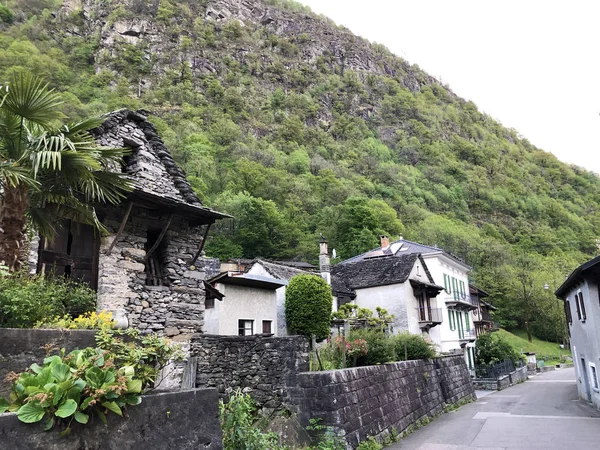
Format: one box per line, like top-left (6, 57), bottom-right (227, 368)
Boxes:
top-left (579, 292), bottom-right (586, 321)
top-left (262, 321), bottom-right (272, 334)
top-left (443, 274), bottom-right (450, 293)
top-left (565, 300), bottom-right (573, 325)
top-left (574, 294), bottom-right (582, 320)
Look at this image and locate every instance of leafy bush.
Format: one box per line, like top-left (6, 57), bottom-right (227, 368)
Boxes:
top-left (36, 311), bottom-right (114, 330)
top-left (219, 389), bottom-right (285, 450)
top-left (392, 332), bottom-right (436, 361)
top-left (0, 347), bottom-right (143, 432)
top-left (319, 334), bottom-right (368, 369)
top-left (331, 304), bottom-right (394, 330)
top-left (0, 4), bottom-right (14, 23)
top-left (95, 328), bottom-right (182, 390)
top-left (306, 418), bottom-right (346, 450)
top-left (475, 332), bottom-right (521, 366)
top-left (348, 329), bottom-right (394, 366)
top-left (0, 272), bottom-right (96, 328)
top-left (285, 274), bottom-right (333, 341)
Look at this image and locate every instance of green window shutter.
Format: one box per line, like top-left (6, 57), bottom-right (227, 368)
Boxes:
top-left (452, 278), bottom-right (458, 300)
top-left (459, 281), bottom-right (465, 299)
top-left (457, 313), bottom-right (463, 338)
top-left (467, 348), bottom-right (473, 369)
top-left (465, 312), bottom-right (470, 331)
top-left (444, 274), bottom-right (450, 293)
top-left (448, 310), bottom-right (452, 329)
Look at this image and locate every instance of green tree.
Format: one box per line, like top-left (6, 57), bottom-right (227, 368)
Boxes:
top-left (285, 274), bottom-right (332, 341)
top-left (0, 73), bottom-right (132, 270)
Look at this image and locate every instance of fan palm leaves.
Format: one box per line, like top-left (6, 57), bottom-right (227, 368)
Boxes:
top-left (0, 72), bottom-right (133, 270)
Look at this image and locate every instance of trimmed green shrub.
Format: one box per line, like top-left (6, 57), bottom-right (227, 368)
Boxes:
top-left (475, 332), bottom-right (521, 366)
top-left (0, 272), bottom-right (96, 328)
top-left (392, 332), bottom-right (436, 361)
top-left (285, 274), bottom-right (332, 341)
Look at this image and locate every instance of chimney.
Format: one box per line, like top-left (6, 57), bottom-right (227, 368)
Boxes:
top-left (319, 235), bottom-right (331, 285)
top-left (380, 235), bottom-right (390, 249)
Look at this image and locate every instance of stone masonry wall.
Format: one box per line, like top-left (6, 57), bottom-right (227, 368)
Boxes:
top-left (97, 204), bottom-right (220, 338)
top-left (191, 334), bottom-right (310, 415)
top-left (0, 329), bottom-right (97, 398)
top-left (287, 355), bottom-right (475, 449)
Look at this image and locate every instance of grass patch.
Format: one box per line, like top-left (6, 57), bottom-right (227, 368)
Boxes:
top-left (498, 329), bottom-right (571, 365)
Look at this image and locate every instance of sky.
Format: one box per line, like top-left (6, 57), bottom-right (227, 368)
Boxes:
top-left (299, 0), bottom-right (600, 173)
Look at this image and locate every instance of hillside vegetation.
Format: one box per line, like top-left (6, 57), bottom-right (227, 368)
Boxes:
top-left (497, 329), bottom-right (571, 365)
top-left (0, 0), bottom-right (594, 340)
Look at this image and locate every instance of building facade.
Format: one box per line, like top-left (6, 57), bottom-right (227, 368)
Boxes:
top-left (556, 256), bottom-right (600, 410)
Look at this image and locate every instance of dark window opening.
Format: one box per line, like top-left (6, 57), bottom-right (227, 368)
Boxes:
top-left (565, 300), bottom-right (573, 325)
top-left (38, 220), bottom-right (99, 290)
top-left (579, 292), bottom-right (587, 321)
top-left (145, 229), bottom-right (169, 286)
top-left (262, 320), bottom-right (272, 334)
top-left (205, 297), bottom-right (215, 309)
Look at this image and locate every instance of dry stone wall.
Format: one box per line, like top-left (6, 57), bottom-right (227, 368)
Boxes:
top-left (287, 355), bottom-right (475, 449)
top-left (97, 204), bottom-right (220, 338)
top-left (191, 334), bottom-right (310, 415)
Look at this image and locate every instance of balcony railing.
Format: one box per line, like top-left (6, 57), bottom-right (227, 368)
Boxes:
top-left (474, 309), bottom-right (492, 323)
top-left (416, 307), bottom-right (443, 324)
top-left (458, 328), bottom-right (476, 341)
top-left (443, 293), bottom-right (479, 310)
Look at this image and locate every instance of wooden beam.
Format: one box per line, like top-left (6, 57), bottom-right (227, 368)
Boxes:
top-left (144, 214), bottom-right (174, 262)
top-left (106, 201), bottom-right (134, 255)
top-left (190, 222), bottom-right (212, 266)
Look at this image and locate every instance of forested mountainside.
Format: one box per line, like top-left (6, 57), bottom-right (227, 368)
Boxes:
top-left (0, 0), bottom-right (597, 338)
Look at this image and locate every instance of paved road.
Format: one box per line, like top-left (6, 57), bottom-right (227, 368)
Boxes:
top-left (387, 368), bottom-right (600, 450)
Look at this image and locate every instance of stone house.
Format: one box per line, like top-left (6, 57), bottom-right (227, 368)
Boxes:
top-left (33, 109), bottom-right (228, 339)
top-left (330, 244), bottom-right (444, 339)
top-left (332, 237), bottom-right (478, 365)
top-left (556, 256), bottom-right (600, 410)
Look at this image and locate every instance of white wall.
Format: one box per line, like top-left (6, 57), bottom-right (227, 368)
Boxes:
top-left (246, 263), bottom-right (289, 336)
top-left (203, 283), bottom-right (278, 336)
top-left (421, 254), bottom-right (474, 354)
top-left (565, 279), bottom-right (600, 410)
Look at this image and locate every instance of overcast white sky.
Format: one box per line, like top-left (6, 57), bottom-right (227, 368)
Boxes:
top-left (299, 0), bottom-right (600, 174)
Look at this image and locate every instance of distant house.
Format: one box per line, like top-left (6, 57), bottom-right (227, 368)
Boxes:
top-left (331, 250), bottom-right (444, 337)
top-left (470, 284), bottom-right (498, 337)
top-left (204, 272), bottom-right (286, 336)
top-left (556, 256), bottom-right (600, 409)
top-left (333, 237), bottom-right (478, 364)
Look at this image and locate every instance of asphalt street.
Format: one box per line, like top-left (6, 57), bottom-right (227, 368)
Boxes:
top-left (387, 368), bottom-right (600, 450)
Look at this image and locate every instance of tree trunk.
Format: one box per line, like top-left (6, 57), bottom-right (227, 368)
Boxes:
top-left (0, 184), bottom-right (29, 271)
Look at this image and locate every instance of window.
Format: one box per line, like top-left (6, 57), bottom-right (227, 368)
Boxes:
top-left (238, 319), bottom-right (254, 336)
top-left (565, 300), bottom-right (573, 325)
top-left (578, 292), bottom-right (587, 321)
top-left (262, 320), bottom-right (272, 334)
top-left (443, 274), bottom-right (450, 294)
top-left (205, 297), bottom-right (215, 309)
top-left (574, 294), bottom-right (582, 320)
top-left (448, 310), bottom-right (456, 331)
top-left (465, 312), bottom-right (470, 331)
top-left (590, 363), bottom-right (599, 391)
top-left (452, 277), bottom-right (458, 300)
top-left (145, 229), bottom-right (168, 286)
top-left (459, 281), bottom-right (466, 299)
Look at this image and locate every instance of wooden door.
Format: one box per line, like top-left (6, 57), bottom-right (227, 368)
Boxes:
top-left (38, 220), bottom-right (99, 289)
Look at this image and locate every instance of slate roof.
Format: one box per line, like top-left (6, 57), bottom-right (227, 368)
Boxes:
top-left (91, 109), bottom-right (229, 223)
top-left (247, 259), bottom-right (310, 281)
top-left (339, 238), bottom-right (469, 269)
top-left (555, 255), bottom-right (600, 297)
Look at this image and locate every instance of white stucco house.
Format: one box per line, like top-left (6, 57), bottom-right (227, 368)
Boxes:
top-left (204, 272), bottom-right (286, 336)
top-left (332, 237), bottom-right (478, 364)
top-left (556, 256), bottom-right (600, 410)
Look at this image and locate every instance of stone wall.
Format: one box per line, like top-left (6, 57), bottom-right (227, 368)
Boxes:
top-left (0, 388), bottom-right (222, 450)
top-left (0, 329), bottom-right (96, 397)
top-left (287, 355), bottom-right (475, 449)
top-left (97, 204), bottom-right (220, 338)
top-left (191, 334), bottom-right (310, 415)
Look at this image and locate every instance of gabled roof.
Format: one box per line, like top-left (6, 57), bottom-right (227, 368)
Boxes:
top-left (555, 255), bottom-right (600, 298)
top-left (208, 272), bottom-right (287, 290)
top-left (331, 253), bottom-right (441, 297)
top-left (91, 109), bottom-right (229, 224)
top-left (246, 258), bottom-right (310, 281)
top-left (339, 238), bottom-right (470, 270)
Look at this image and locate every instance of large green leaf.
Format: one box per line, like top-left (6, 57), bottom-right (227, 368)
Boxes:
top-left (0, 398), bottom-right (9, 413)
top-left (126, 380), bottom-right (142, 394)
top-left (43, 417), bottom-right (54, 431)
top-left (17, 402), bottom-right (46, 423)
top-left (51, 363), bottom-right (71, 383)
top-left (55, 399), bottom-right (77, 418)
top-left (124, 395), bottom-right (142, 406)
top-left (30, 363), bottom-right (43, 374)
top-left (85, 367), bottom-right (104, 388)
top-left (74, 411), bottom-right (89, 424)
top-left (101, 401), bottom-right (122, 417)
top-left (80, 397), bottom-right (94, 410)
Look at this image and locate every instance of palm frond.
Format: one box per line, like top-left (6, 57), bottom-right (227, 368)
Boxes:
top-left (2, 72), bottom-right (64, 128)
top-left (0, 162), bottom-right (39, 189)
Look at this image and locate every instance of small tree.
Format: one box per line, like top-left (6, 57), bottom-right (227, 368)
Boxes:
top-left (475, 333), bottom-right (521, 366)
top-left (285, 274), bottom-right (332, 341)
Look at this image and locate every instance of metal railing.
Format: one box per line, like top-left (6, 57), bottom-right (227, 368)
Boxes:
top-left (416, 307), bottom-right (443, 323)
top-left (475, 359), bottom-right (515, 379)
top-left (474, 309), bottom-right (492, 322)
top-left (443, 294), bottom-right (479, 308)
top-left (460, 329), bottom-right (476, 340)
